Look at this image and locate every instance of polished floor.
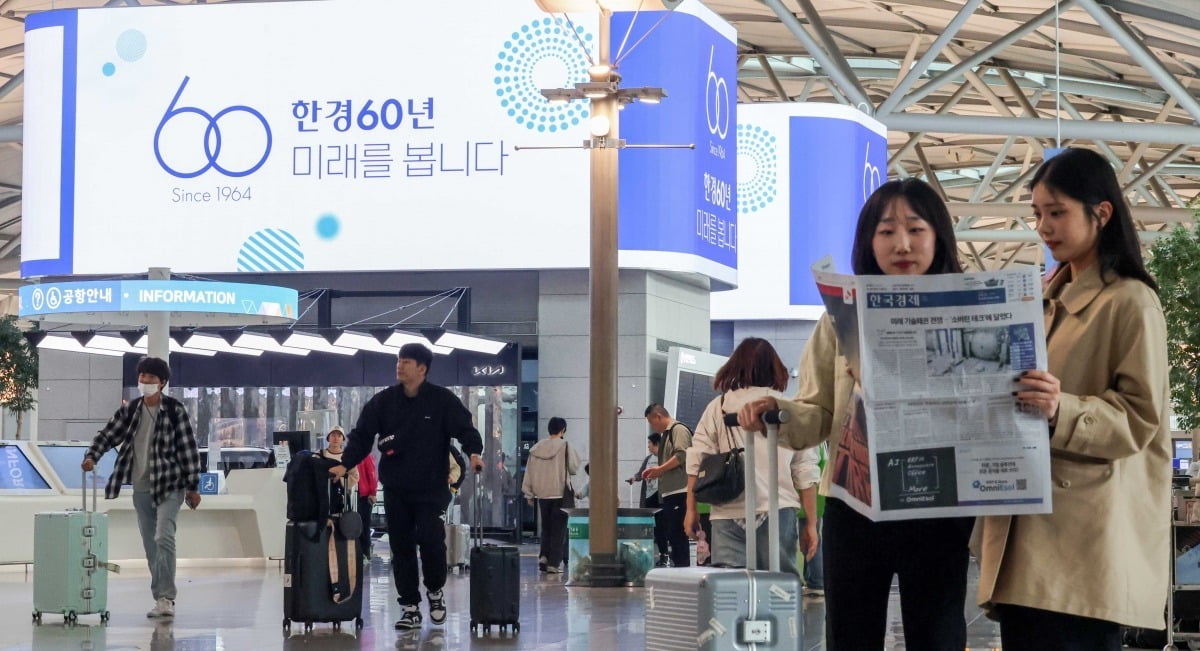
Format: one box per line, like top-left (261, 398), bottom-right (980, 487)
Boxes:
top-left (0, 540), bottom-right (1160, 650)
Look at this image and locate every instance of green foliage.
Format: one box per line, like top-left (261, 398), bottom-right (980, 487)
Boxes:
top-left (1148, 217), bottom-right (1200, 431)
top-left (0, 316), bottom-right (38, 437)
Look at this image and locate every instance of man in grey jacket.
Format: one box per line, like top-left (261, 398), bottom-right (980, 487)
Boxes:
top-left (521, 417), bottom-right (582, 573)
top-left (642, 404), bottom-right (693, 567)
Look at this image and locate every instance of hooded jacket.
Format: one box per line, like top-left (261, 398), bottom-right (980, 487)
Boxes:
top-left (521, 437), bottom-right (582, 500)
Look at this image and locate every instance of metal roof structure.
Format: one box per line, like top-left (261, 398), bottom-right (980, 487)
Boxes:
top-left (0, 0), bottom-right (1195, 288)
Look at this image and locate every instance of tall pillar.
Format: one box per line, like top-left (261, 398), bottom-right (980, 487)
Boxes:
top-left (146, 267), bottom-right (170, 362)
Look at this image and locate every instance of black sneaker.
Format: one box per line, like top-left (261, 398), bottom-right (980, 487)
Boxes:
top-left (395, 605), bottom-right (422, 630)
top-left (655, 554), bottom-right (670, 568)
top-left (427, 590), bottom-right (447, 625)
top-left (538, 562), bottom-right (548, 573)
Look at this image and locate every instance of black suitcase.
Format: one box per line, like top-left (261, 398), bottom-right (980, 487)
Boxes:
top-left (468, 489), bottom-right (520, 635)
top-left (283, 474), bottom-right (365, 635)
top-left (283, 520), bottom-right (364, 632)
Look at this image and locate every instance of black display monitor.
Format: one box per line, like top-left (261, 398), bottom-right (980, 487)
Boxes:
top-left (273, 430), bottom-right (311, 457)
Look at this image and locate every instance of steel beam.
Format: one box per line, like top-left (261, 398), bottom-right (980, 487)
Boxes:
top-left (760, 0), bottom-right (874, 112)
top-left (881, 113), bottom-right (1200, 145)
top-left (878, 0), bottom-right (985, 115)
top-left (1077, 0), bottom-right (1200, 125)
top-left (946, 202), bottom-right (1191, 223)
top-left (887, 0), bottom-right (1078, 114)
top-left (757, 55), bottom-right (790, 101)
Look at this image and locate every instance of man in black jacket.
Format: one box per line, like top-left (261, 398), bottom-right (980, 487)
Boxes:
top-left (332, 343), bottom-right (484, 630)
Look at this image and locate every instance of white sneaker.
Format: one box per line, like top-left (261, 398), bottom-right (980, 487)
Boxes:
top-left (147, 597), bottom-right (175, 618)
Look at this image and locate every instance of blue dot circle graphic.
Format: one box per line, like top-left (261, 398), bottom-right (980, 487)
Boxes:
top-left (737, 124), bottom-right (778, 214)
top-left (492, 18), bottom-right (591, 132)
top-left (316, 214), bottom-right (340, 240)
top-left (116, 30), bottom-right (147, 62)
top-left (237, 228), bottom-right (305, 272)
top-left (101, 62), bottom-right (116, 77)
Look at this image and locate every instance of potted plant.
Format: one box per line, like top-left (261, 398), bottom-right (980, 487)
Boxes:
top-left (0, 316), bottom-right (38, 439)
top-left (1147, 207), bottom-right (1200, 452)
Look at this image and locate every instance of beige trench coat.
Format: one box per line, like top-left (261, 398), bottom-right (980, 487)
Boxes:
top-left (774, 314), bottom-right (857, 495)
top-left (978, 263), bottom-right (1171, 629)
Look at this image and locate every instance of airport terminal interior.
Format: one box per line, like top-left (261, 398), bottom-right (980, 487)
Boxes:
top-left (3, 0), bottom-right (1200, 649)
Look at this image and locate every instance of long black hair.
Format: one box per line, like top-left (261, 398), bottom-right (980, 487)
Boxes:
top-left (850, 178), bottom-right (962, 275)
top-left (1031, 147), bottom-right (1157, 290)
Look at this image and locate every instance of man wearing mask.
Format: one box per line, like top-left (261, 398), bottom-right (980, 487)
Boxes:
top-left (82, 356), bottom-right (202, 619)
top-left (331, 343), bottom-right (484, 631)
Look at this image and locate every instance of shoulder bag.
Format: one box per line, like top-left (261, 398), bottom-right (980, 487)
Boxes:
top-left (561, 443), bottom-right (576, 508)
top-left (692, 396), bottom-right (745, 505)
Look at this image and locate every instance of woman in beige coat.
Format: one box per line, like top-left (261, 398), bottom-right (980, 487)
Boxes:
top-left (991, 147), bottom-right (1170, 649)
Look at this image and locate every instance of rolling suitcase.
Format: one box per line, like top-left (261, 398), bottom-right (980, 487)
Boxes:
top-left (469, 486), bottom-right (520, 635)
top-left (283, 478), bottom-right (364, 633)
top-left (32, 470), bottom-right (116, 624)
top-left (446, 523), bottom-right (470, 572)
top-left (645, 409), bottom-right (803, 650)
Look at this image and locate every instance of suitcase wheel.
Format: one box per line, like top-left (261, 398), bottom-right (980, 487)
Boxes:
top-left (355, 617), bottom-right (364, 630)
top-left (304, 622), bottom-right (313, 632)
top-left (100, 611), bottom-right (110, 624)
top-left (333, 621), bottom-right (340, 630)
top-left (32, 611), bottom-right (41, 624)
top-left (65, 611), bottom-right (77, 624)
top-left (513, 622), bottom-right (520, 634)
top-left (282, 618), bottom-right (291, 632)
top-left (470, 620), bottom-right (477, 633)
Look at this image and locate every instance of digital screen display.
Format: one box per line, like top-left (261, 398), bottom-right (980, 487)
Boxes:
top-left (0, 445), bottom-right (50, 490)
top-left (675, 370), bottom-right (720, 431)
top-left (38, 445), bottom-right (122, 489)
top-left (1176, 440), bottom-right (1193, 460)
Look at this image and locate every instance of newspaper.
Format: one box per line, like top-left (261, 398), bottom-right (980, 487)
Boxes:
top-left (812, 257), bottom-right (1052, 521)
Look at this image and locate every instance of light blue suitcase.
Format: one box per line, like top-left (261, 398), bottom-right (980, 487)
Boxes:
top-left (645, 413), bottom-right (803, 650)
top-left (33, 471), bottom-right (113, 624)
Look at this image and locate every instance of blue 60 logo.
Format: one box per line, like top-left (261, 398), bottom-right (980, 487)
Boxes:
top-left (705, 46), bottom-right (730, 140)
top-left (154, 76), bottom-right (272, 179)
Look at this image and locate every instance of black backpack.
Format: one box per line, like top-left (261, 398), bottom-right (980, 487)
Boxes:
top-left (284, 450), bottom-right (331, 522)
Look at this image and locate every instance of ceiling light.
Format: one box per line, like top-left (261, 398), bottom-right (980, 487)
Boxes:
top-left (230, 332), bottom-right (311, 357)
top-left (134, 335), bottom-right (217, 357)
top-left (335, 331), bottom-right (399, 355)
top-left (86, 334), bottom-right (145, 354)
top-left (279, 331), bottom-right (357, 356)
top-left (181, 332), bottom-right (263, 357)
top-left (382, 330), bottom-right (453, 355)
top-left (38, 335), bottom-right (124, 357)
top-left (426, 329), bottom-right (507, 355)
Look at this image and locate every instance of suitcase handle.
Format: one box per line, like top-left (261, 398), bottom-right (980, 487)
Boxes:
top-left (723, 408), bottom-right (787, 572)
top-left (81, 468), bottom-right (98, 513)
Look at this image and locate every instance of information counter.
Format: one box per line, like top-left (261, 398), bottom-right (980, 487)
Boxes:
top-left (0, 441), bottom-right (286, 564)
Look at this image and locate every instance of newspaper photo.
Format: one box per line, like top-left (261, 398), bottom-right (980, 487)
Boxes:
top-left (812, 258), bottom-right (1052, 521)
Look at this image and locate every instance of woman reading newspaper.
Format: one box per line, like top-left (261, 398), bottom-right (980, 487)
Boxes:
top-left (980, 148), bottom-right (1167, 650)
top-left (738, 178), bottom-right (973, 650)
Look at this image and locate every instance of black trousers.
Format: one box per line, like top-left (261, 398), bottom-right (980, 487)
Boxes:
top-left (822, 498), bottom-right (972, 651)
top-left (538, 497), bottom-right (568, 568)
top-left (356, 495), bottom-right (373, 554)
top-left (998, 604), bottom-right (1121, 651)
top-left (644, 493), bottom-right (669, 557)
top-left (384, 488), bottom-right (448, 606)
top-left (661, 492), bottom-right (691, 567)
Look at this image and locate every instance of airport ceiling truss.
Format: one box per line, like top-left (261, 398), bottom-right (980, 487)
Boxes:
top-left (0, 0), bottom-right (1195, 283)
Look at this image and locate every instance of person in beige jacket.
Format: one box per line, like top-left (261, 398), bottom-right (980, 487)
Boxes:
top-left (521, 417), bottom-right (582, 573)
top-left (978, 147), bottom-right (1169, 650)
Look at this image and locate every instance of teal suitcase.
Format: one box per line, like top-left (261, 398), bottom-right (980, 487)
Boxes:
top-left (32, 471), bottom-right (112, 624)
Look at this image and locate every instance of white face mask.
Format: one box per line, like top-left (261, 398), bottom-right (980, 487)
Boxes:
top-left (139, 383), bottom-right (160, 397)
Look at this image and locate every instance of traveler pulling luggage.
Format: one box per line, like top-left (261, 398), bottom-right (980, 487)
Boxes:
top-left (644, 410), bottom-right (803, 650)
top-left (33, 470), bottom-right (117, 624)
top-left (283, 465), bottom-right (365, 632)
top-left (469, 484), bottom-right (520, 635)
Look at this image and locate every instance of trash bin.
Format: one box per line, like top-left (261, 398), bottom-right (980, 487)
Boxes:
top-left (565, 508), bottom-right (658, 586)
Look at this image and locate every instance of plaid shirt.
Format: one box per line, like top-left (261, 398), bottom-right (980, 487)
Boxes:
top-left (86, 395), bottom-right (202, 505)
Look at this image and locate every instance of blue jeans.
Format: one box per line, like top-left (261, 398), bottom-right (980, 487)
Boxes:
top-left (710, 508), bottom-right (799, 576)
top-left (799, 515), bottom-right (823, 589)
top-left (132, 490), bottom-right (184, 601)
